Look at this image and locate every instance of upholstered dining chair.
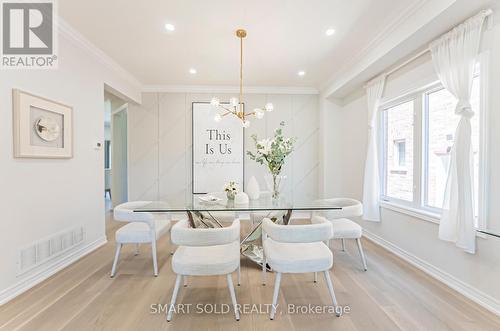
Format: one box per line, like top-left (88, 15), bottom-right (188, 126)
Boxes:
top-left (320, 198), bottom-right (367, 271)
top-left (167, 219), bottom-right (241, 321)
top-left (205, 191), bottom-right (238, 224)
top-left (261, 216), bottom-right (339, 320)
top-left (111, 201), bottom-right (171, 277)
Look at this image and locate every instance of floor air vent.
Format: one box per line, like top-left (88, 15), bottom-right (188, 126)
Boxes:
top-left (19, 226), bottom-right (85, 275)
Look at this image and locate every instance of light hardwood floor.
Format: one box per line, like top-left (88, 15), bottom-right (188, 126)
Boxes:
top-left (1, 212), bottom-right (499, 331)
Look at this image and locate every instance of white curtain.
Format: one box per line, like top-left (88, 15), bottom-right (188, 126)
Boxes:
top-left (429, 10), bottom-right (489, 254)
top-left (362, 75), bottom-right (386, 221)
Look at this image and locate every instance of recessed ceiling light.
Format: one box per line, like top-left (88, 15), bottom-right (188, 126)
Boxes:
top-left (298, 71), bottom-right (306, 77)
top-left (189, 68), bottom-right (197, 74)
top-left (325, 28), bottom-right (336, 36)
top-left (164, 23), bottom-right (175, 32)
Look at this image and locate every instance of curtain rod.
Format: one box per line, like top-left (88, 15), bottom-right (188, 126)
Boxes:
top-left (364, 8), bottom-right (493, 88)
top-left (385, 47), bottom-right (429, 77)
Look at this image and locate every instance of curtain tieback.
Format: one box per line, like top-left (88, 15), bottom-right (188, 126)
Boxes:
top-left (455, 100), bottom-right (474, 118)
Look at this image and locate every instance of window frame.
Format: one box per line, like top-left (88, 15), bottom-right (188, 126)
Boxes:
top-left (380, 95), bottom-right (421, 208)
top-left (421, 83), bottom-right (448, 216)
top-left (378, 53), bottom-right (488, 229)
top-left (477, 51), bottom-right (490, 230)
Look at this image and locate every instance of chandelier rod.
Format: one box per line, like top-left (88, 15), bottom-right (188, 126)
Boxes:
top-left (211, 29), bottom-right (271, 127)
top-left (239, 32), bottom-right (244, 119)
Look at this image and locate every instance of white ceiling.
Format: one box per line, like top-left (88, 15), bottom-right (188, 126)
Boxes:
top-left (60, 0), bottom-right (420, 88)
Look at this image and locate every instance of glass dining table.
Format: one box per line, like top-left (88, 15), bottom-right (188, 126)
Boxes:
top-left (134, 194), bottom-right (343, 267)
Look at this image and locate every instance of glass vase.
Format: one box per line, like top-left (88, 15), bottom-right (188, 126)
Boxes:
top-left (226, 190), bottom-right (236, 200)
top-left (265, 174), bottom-right (286, 200)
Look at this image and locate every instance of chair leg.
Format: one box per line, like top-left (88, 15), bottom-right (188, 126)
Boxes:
top-left (183, 276), bottom-right (188, 287)
top-left (151, 240), bottom-right (158, 276)
top-left (341, 238), bottom-right (346, 251)
top-left (323, 270), bottom-right (340, 317)
top-left (166, 274), bottom-right (182, 321)
top-left (356, 238), bottom-right (368, 271)
top-left (226, 274), bottom-right (240, 321)
top-left (237, 263), bottom-right (241, 286)
top-left (135, 243), bottom-right (140, 255)
top-left (270, 272), bottom-right (282, 320)
top-left (110, 243), bottom-right (122, 277)
top-left (314, 272), bottom-right (317, 283)
top-left (262, 258), bottom-right (267, 286)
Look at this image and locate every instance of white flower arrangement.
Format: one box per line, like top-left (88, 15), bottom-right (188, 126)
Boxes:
top-left (224, 181), bottom-right (239, 199)
top-left (247, 122), bottom-right (296, 176)
top-left (247, 122), bottom-right (296, 199)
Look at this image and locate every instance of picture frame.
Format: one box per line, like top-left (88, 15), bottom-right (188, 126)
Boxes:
top-left (12, 89), bottom-right (73, 158)
top-left (192, 102), bottom-right (244, 194)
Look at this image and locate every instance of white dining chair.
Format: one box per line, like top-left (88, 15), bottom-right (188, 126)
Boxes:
top-left (111, 201), bottom-right (171, 277)
top-left (167, 219), bottom-right (241, 321)
top-left (261, 216), bottom-right (339, 320)
top-left (204, 191), bottom-right (238, 224)
top-left (321, 198), bottom-right (367, 271)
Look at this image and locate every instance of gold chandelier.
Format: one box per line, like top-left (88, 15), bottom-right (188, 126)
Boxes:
top-left (210, 29), bottom-right (273, 128)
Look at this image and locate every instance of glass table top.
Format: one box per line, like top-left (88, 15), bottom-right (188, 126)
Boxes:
top-left (133, 193), bottom-right (343, 213)
top-left (477, 229), bottom-right (500, 239)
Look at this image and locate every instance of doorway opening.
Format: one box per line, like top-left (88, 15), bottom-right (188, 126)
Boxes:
top-left (104, 91), bottom-right (128, 212)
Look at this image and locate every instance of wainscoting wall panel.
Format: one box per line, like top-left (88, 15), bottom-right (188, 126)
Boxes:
top-left (128, 92), bottom-right (320, 203)
top-left (128, 93), bottom-right (159, 201)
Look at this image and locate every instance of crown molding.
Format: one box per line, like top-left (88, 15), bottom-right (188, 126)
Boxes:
top-left (56, 0), bottom-right (447, 101)
top-left (57, 18), bottom-right (143, 90)
top-left (142, 85), bottom-right (319, 95)
top-left (319, 0), bottom-right (430, 94)
top-left (320, 0), bottom-right (456, 99)
top-left (51, 18), bottom-right (320, 98)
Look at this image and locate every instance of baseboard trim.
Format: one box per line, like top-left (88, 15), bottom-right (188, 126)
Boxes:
top-left (0, 236), bottom-right (107, 306)
top-left (362, 230), bottom-right (500, 317)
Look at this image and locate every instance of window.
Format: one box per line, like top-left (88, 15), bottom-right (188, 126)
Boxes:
top-left (395, 140), bottom-right (406, 167)
top-left (380, 64), bottom-right (485, 227)
top-left (382, 100), bottom-right (414, 202)
top-left (423, 76), bottom-right (481, 214)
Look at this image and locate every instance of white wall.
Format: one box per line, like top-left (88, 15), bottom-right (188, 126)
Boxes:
top-left (322, 14), bottom-right (500, 314)
top-left (128, 92), bottom-right (319, 204)
top-left (0, 27), bottom-right (141, 303)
